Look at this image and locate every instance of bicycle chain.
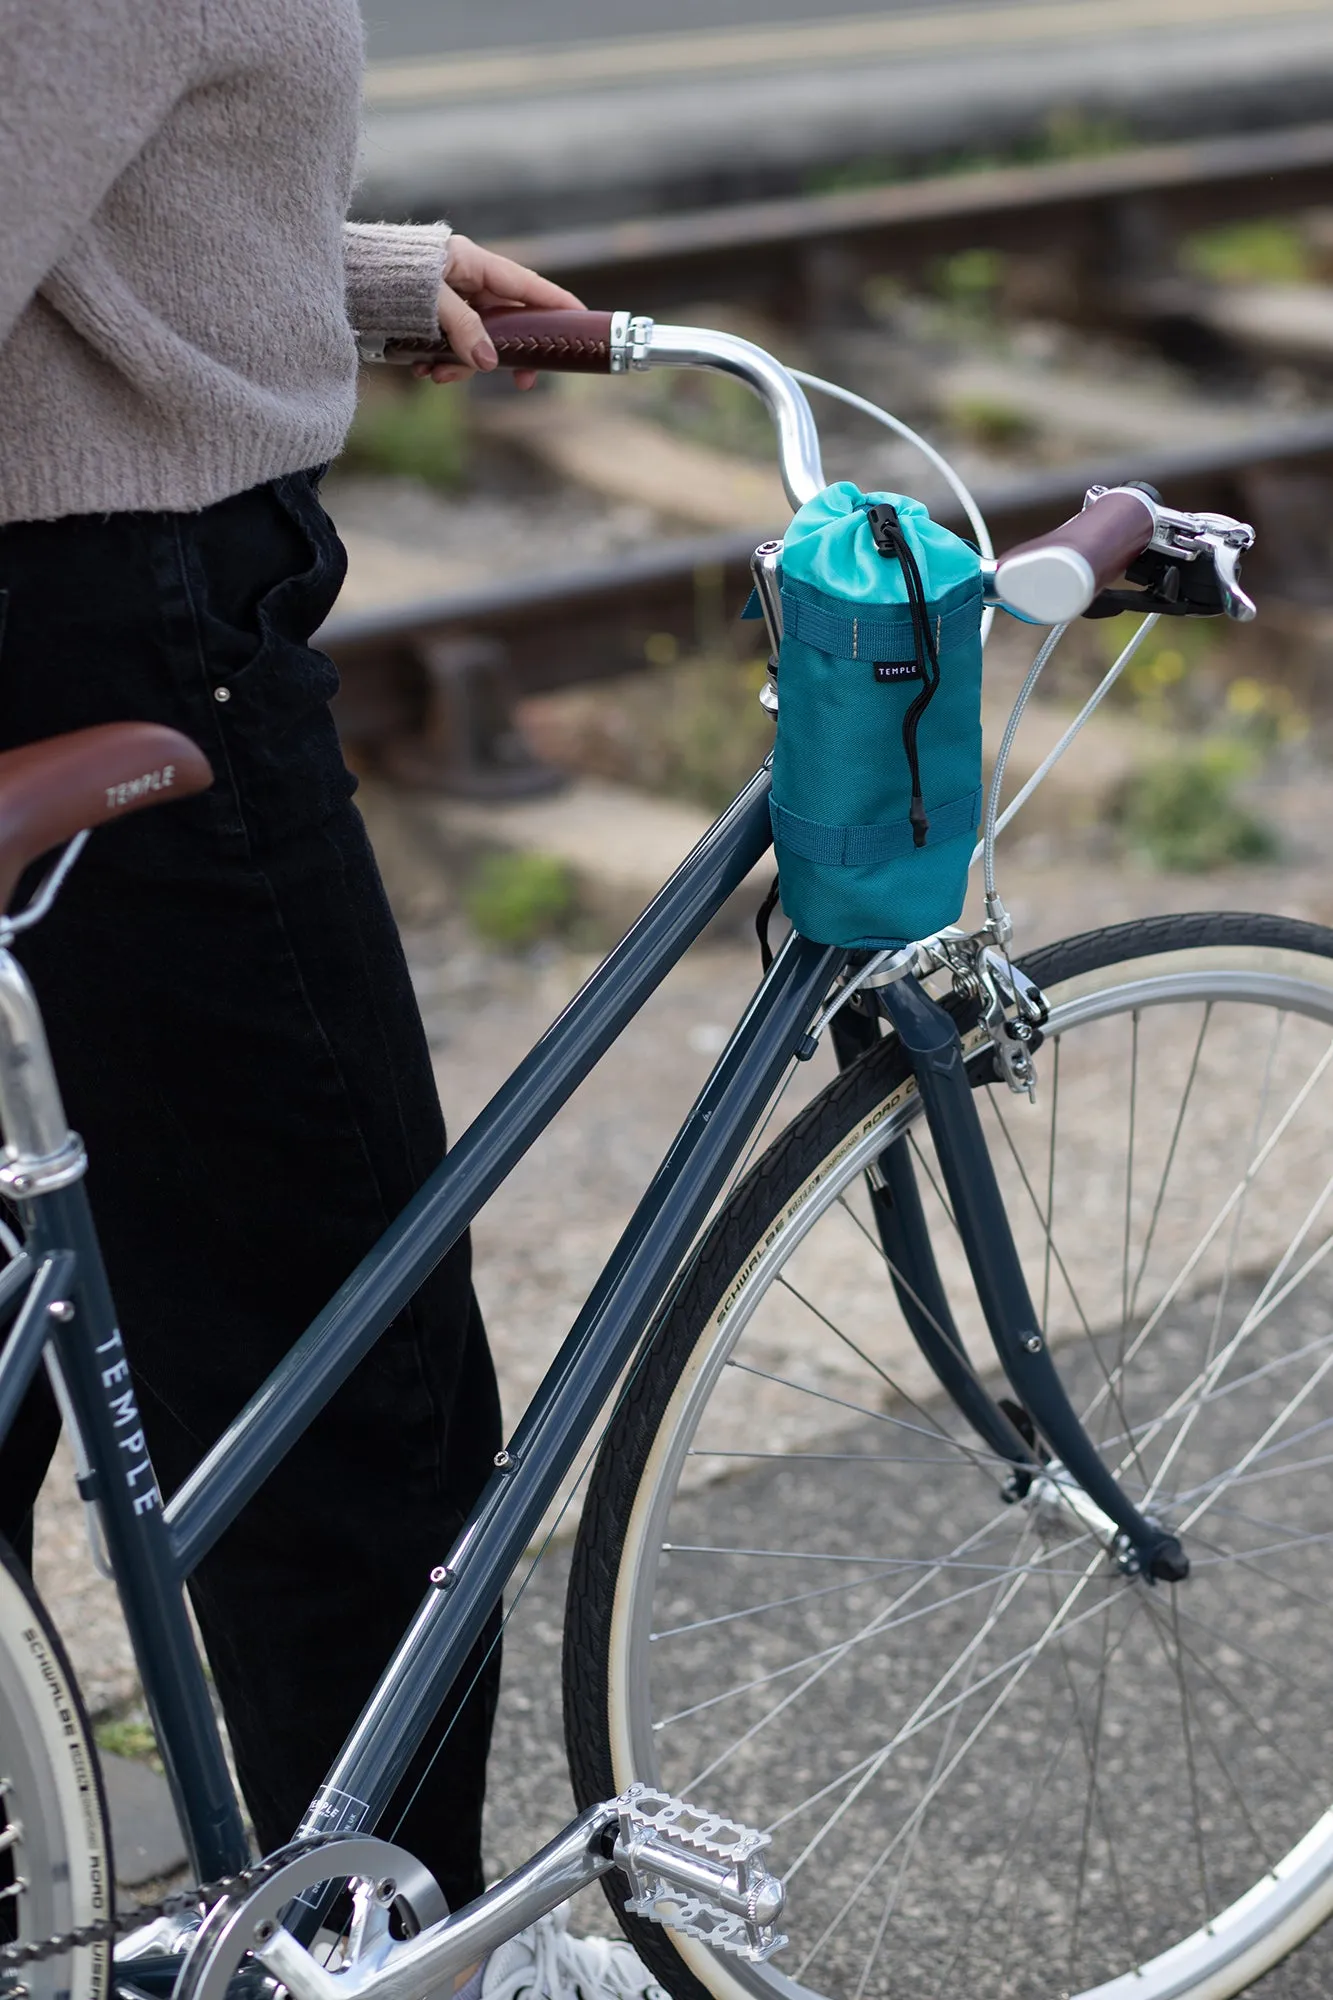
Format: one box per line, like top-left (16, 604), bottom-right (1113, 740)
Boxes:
top-left (0, 1832), bottom-right (340, 1981)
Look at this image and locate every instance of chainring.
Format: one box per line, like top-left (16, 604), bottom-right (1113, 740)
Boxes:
top-left (172, 1837), bottom-right (446, 2000)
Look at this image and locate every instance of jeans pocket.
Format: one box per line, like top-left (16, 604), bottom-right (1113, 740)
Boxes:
top-left (182, 472), bottom-right (354, 846)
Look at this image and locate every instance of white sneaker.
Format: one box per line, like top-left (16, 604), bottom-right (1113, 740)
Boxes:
top-left (479, 1907), bottom-right (671, 2000)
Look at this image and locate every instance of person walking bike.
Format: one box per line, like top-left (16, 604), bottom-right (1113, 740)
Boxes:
top-left (0, 6), bottom-right (661, 1995)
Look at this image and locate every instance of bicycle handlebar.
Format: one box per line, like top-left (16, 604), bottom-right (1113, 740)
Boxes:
top-left (367, 310), bottom-right (1252, 623)
top-left (369, 309), bottom-right (829, 509)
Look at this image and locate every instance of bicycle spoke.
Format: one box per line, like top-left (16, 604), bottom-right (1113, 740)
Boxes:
top-left (1136, 1586), bottom-right (1322, 1793)
top-left (833, 1191), bottom-right (1009, 1433)
top-left (687, 1447), bottom-right (982, 1466)
top-left (779, 1538), bottom-right (1111, 1865)
top-left (1169, 1599), bottom-right (1326, 1702)
top-left (1079, 1027), bottom-right (1333, 1436)
top-left (1144, 1181), bottom-right (1333, 1507)
top-left (1119, 1009), bottom-right (1140, 1406)
top-left (1059, 1575), bottom-right (1137, 1981)
top-left (724, 1357), bottom-right (1014, 1469)
top-left (653, 1563), bottom-right (1031, 1647)
top-left (775, 1269), bottom-right (983, 1461)
top-left (1166, 1587), bottom-right (1212, 1927)
top-left (791, 1556), bottom-right (1114, 1968)
top-left (1177, 1344), bottom-right (1333, 1535)
top-left (850, 1562), bottom-right (1005, 2000)
top-left (1140, 1598), bottom-right (1294, 1877)
top-left (1126, 1001), bottom-right (1212, 1325)
top-left (680, 1508), bottom-right (1040, 1794)
top-left (654, 1566), bottom-right (1057, 1731)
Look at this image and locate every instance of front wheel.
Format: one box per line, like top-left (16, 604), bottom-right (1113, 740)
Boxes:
top-left (565, 912), bottom-right (1333, 2000)
top-left (0, 1536), bottom-right (112, 2000)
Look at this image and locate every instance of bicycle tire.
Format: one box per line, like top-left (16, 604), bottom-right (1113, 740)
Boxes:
top-left (0, 1534), bottom-right (113, 2000)
top-left (565, 911), bottom-right (1333, 2000)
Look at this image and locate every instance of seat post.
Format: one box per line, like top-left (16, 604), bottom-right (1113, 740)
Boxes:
top-left (0, 949), bottom-right (85, 1196)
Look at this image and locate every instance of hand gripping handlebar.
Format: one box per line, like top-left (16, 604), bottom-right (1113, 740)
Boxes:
top-left (364, 310), bottom-right (1255, 624)
top-left (365, 309), bottom-right (828, 515)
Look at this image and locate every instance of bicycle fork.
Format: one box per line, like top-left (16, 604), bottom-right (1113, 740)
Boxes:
top-left (837, 975), bottom-right (1189, 1584)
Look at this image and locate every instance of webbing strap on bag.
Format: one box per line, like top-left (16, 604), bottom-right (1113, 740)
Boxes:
top-left (769, 788), bottom-right (984, 869)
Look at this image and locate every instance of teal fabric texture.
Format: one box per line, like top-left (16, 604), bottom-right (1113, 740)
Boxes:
top-left (769, 481), bottom-right (985, 949)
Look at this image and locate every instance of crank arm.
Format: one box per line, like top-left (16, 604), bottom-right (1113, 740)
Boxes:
top-left (180, 1793), bottom-right (787, 2000)
top-left (876, 977), bottom-right (1188, 1583)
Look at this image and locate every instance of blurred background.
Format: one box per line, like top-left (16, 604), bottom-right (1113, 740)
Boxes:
top-left (43, 11), bottom-right (1333, 1982)
top-left (331, 0), bottom-right (1333, 953)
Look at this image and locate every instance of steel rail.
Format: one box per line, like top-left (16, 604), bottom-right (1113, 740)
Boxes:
top-left (321, 416), bottom-right (1333, 732)
top-left (488, 122), bottom-right (1333, 311)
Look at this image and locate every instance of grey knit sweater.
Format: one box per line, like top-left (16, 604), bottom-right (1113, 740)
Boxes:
top-left (0, 0), bottom-right (452, 524)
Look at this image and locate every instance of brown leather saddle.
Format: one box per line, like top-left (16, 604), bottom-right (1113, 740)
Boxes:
top-left (0, 723), bottom-right (212, 910)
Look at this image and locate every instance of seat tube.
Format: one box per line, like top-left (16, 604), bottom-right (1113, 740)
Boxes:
top-left (0, 946), bottom-right (250, 1878)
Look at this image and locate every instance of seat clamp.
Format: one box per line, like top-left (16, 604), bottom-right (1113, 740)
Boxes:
top-left (0, 1135), bottom-right (88, 1197)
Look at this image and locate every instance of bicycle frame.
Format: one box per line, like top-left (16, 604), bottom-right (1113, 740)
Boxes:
top-left (0, 765), bottom-right (1196, 1938)
top-left (0, 316), bottom-right (1224, 1972)
top-left (0, 763), bottom-right (847, 1886)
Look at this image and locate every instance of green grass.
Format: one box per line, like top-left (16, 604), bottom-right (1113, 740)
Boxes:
top-left (1118, 742), bottom-right (1276, 873)
top-left (95, 1714), bottom-right (162, 1771)
top-left (946, 389), bottom-right (1036, 449)
top-left (1180, 218), bottom-right (1313, 287)
top-left (464, 851), bottom-right (577, 947)
top-left (934, 248), bottom-right (1007, 316)
top-left (805, 107), bottom-right (1132, 196)
top-left (340, 376), bottom-right (469, 489)
top-left (632, 369), bottom-right (783, 462)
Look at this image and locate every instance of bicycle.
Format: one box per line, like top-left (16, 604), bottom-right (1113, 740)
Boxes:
top-left (0, 305), bottom-right (1328, 2000)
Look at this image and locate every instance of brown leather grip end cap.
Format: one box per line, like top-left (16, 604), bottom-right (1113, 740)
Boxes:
top-left (998, 490), bottom-right (1156, 597)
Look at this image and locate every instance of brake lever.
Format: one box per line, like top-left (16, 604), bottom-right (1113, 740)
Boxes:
top-left (1203, 531), bottom-right (1258, 622)
top-left (1081, 485), bottom-right (1257, 623)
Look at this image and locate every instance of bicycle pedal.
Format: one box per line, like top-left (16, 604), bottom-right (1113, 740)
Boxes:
top-left (612, 1784), bottom-right (787, 1962)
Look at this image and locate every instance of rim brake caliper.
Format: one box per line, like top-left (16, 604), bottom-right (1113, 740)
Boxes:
top-left (975, 947), bottom-right (1049, 1100)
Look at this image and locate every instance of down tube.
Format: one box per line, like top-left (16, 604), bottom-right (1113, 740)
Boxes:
top-left (304, 929), bottom-right (844, 1841)
top-left (166, 768), bottom-right (775, 1578)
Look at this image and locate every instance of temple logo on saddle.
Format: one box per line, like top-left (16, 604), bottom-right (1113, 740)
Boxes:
top-left (105, 764), bottom-right (176, 810)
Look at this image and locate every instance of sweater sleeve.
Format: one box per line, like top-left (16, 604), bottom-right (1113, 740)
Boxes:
top-left (0, 0), bottom-right (205, 346)
top-left (343, 221), bottom-right (453, 342)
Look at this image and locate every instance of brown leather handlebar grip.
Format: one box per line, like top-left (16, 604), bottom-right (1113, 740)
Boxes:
top-left (381, 309), bottom-right (616, 374)
top-left (995, 489), bottom-right (1157, 622)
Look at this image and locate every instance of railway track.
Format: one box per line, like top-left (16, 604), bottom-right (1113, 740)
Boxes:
top-left (490, 122), bottom-right (1333, 326)
top-left (323, 412), bottom-right (1333, 794)
top-left (326, 119), bottom-right (1333, 791)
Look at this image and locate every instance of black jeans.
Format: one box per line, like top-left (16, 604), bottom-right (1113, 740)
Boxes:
top-left (0, 470), bottom-right (501, 1910)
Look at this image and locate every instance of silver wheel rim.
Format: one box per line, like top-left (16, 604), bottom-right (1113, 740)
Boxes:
top-left (606, 945), bottom-right (1333, 2000)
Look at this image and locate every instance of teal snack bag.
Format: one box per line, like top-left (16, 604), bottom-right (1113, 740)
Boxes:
top-left (769, 481), bottom-right (985, 949)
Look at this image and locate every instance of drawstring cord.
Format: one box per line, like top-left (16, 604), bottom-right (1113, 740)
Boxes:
top-left (864, 503), bottom-right (941, 848)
